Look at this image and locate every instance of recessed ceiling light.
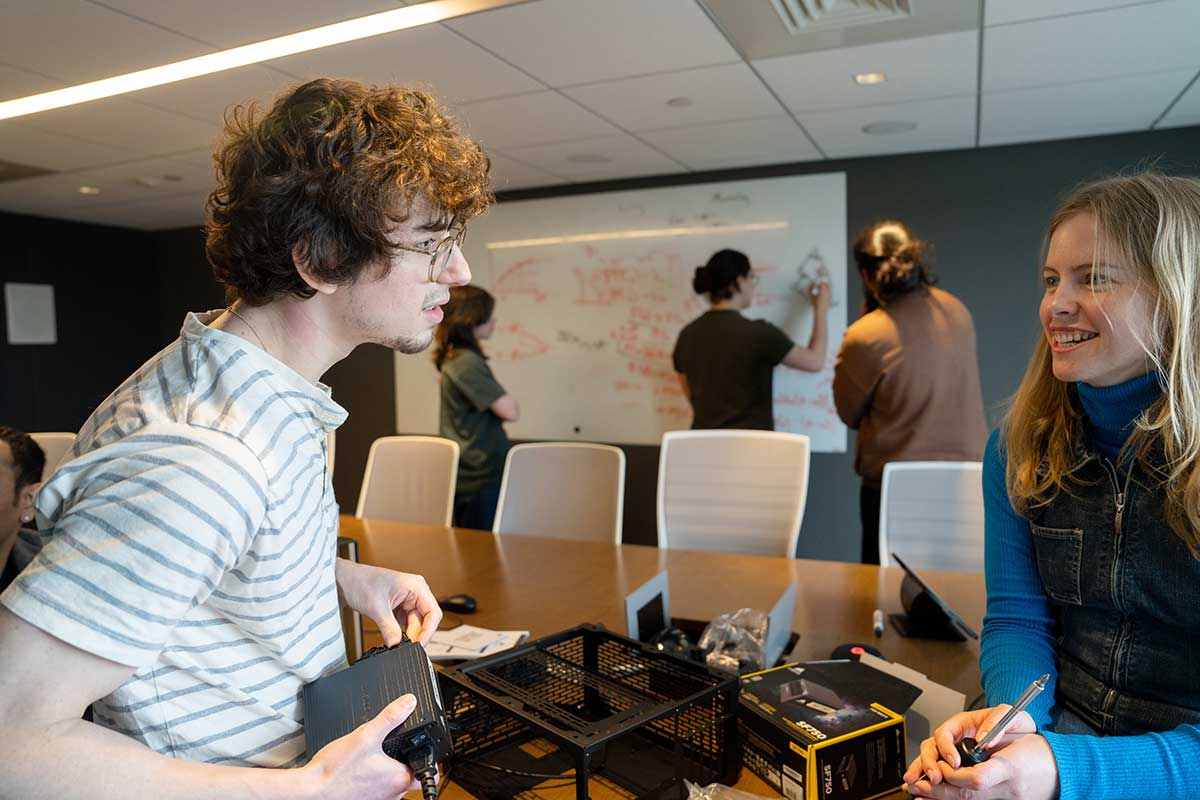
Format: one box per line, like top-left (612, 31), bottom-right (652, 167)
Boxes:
top-left (861, 121), bottom-right (917, 135)
top-left (0, 0), bottom-right (520, 121)
top-left (78, 186), bottom-right (101, 195)
top-left (566, 153), bottom-right (611, 165)
top-left (666, 96), bottom-right (694, 108)
top-left (854, 72), bottom-right (887, 85)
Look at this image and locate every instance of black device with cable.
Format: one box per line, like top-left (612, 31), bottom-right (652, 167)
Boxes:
top-left (302, 634), bottom-right (452, 800)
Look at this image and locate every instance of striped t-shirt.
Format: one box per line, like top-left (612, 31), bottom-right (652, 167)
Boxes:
top-left (1, 311), bottom-right (349, 767)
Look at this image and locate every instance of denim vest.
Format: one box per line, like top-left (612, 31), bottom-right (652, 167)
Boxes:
top-left (1025, 445), bottom-right (1200, 735)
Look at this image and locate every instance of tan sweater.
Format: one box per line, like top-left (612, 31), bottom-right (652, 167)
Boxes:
top-left (833, 286), bottom-right (987, 487)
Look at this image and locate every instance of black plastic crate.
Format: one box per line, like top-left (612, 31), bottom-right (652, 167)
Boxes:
top-left (440, 624), bottom-right (741, 799)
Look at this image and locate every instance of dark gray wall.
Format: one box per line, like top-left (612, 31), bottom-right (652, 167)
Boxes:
top-left (7, 125), bottom-right (1199, 561)
top-left (0, 212), bottom-right (162, 431)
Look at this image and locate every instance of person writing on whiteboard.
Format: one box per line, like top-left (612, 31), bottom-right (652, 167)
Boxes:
top-left (905, 173), bottom-right (1200, 799)
top-left (435, 285), bottom-right (518, 530)
top-left (673, 248), bottom-right (831, 430)
top-left (832, 221), bottom-right (986, 564)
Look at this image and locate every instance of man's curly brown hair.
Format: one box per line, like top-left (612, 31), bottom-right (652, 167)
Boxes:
top-left (206, 78), bottom-right (493, 306)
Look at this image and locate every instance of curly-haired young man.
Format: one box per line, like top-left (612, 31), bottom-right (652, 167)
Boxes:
top-left (0, 79), bottom-right (492, 799)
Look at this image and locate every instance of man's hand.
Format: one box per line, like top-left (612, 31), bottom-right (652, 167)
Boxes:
top-left (904, 705), bottom-right (1058, 800)
top-left (301, 694), bottom-right (423, 799)
top-left (335, 560), bottom-right (443, 646)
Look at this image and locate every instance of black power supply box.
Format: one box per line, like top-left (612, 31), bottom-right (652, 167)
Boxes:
top-left (303, 639), bottom-right (453, 799)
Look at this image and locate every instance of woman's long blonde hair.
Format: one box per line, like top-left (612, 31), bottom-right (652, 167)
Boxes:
top-left (1003, 172), bottom-right (1200, 557)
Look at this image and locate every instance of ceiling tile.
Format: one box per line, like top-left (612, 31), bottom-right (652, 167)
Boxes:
top-left (95, 0), bottom-right (404, 48)
top-left (640, 116), bottom-right (821, 170)
top-left (983, 0), bottom-right (1200, 92)
top-left (458, 91), bottom-right (619, 150)
top-left (0, 0), bottom-right (210, 84)
top-left (0, 154), bottom-right (212, 216)
top-left (448, 0), bottom-right (739, 87)
top-left (801, 95), bottom-right (976, 159)
top-left (17, 97), bottom-right (222, 156)
top-left (0, 62), bottom-right (62, 104)
top-left (486, 152), bottom-right (566, 191)
top-left (130, 66), bottom-right (297, 129)
top-left (564, 63), bottom-right (784, 133)
top-left (48, 189), bottom-right (209, 230)
top-left (166, 148), bottom-right (218, 170)
top-left (499, 134), bottom-right (685, 182)
top-left (1157, 75), bottom-right (1200, 129)
top-left (267, 23), bottom-right (542, 104)
top-left (0, 172), bottom-right (99, 215)
top-left (754, 30), bottom-right (978, 114)
top-left (982, 69), bottom-right (1195, 146)
top-left (0, 121), bottom-right (137, 171)
top-left (985, 0), bottom-right (1162, 27)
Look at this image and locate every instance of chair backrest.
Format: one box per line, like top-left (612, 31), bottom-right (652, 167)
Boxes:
top-left (493, 443), bottom-right (625, 544)
top-left (879, 461), bottom-right (985, 573)
top-left (656, 430), bottom-right (810, 558)
top-left (354, 436), bottom-right (459, 525)
top-left (30, 432), bottom-right (76, 483)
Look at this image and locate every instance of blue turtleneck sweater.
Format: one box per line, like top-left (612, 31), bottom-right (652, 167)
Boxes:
top-left (980, 372), bottom-right (1199, 800)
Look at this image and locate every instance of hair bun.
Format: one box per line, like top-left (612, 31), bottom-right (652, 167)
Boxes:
top-left (692, 265), bottom-right (712, 294)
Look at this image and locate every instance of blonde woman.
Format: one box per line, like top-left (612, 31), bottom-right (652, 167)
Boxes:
top-left (905, 173), bottom-right (1200, 799)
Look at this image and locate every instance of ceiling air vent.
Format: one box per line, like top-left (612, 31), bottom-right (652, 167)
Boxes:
top-left (769, 0), bottom-right (913, 34)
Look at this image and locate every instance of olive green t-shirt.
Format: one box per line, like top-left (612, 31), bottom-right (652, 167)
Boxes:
top-left (439, 349), bottom-right (510, 493)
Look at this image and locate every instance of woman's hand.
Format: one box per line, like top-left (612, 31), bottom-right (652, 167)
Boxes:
top-left (811, 280), bottom-right (832, 311)
top-left (903, 705), bottom-right (1057, 800)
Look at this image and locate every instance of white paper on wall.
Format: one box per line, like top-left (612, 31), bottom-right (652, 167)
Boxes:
top-left (4, 283), bottom-right (57, 345)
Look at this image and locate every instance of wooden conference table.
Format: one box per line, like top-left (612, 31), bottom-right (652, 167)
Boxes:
top-left (340, 516), bottom-right (986, 799)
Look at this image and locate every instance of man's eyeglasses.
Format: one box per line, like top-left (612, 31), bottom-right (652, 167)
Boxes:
top-left (393, 218), bottom-right (467, 282)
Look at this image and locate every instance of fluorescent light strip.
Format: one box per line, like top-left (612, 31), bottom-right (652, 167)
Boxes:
top-left (486, 222), bottom-right (790, 250)
top-left (0, 0), bottom-right (521, 121)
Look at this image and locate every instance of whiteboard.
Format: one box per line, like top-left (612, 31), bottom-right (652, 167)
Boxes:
top-left (394, 172), bottom-right (847, 451)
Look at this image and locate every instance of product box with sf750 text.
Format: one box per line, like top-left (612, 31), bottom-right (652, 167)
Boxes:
top-left (739, 660), bottom-right (920, 800)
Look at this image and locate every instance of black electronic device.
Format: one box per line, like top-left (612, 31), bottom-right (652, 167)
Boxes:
top-left (303, 636), bottom-right (452, 800)
top-left (778, 677), bottom-right (846, 711)
top-left (439, 593), bottom-right (477, 614)
top-left (889, 553), bottom-right (979, 641)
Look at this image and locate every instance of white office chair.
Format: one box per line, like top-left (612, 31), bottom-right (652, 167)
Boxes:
top-left (30, 432), bottom-right (76, 482)
top-left (656, 430), bottom-right (810, 558)
top-left (354, 436), bottom-right (459, 526)
top-left (879, 461), bottom-right (985, 573)
top-left (493, 443), bottom-right (625, 544)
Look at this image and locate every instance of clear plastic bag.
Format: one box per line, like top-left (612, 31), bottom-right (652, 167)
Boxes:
top-left (684, 779), bottom-right (774, 800)
top-left (697, 607), bottom-right (769, 675)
